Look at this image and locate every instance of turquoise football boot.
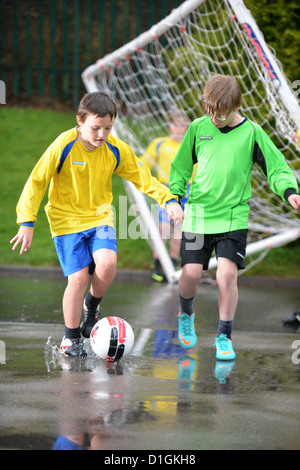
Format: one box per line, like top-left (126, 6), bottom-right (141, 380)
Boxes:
top-left (177, 312), bottom-right (197, 349)
top-left (214, 334), bottom-right (236, 361)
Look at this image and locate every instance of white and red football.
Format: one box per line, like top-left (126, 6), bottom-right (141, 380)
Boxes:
top-left (90, 316), bottom-right (134, 361)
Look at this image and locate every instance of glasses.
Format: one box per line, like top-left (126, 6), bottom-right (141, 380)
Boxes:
top-left (205, 109), bottom-right (233, 121)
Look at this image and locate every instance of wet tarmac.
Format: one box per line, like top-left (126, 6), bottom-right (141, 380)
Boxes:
top-left (0, 267), bottom-right (300, 451)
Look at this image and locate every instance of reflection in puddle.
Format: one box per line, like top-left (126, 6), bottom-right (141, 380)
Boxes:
top-left (1, 274), bottom-right (300, 449)
top-left (45, 335), bottom-right (160, 450)
top-left (43, 328), bottom-right (240, 450)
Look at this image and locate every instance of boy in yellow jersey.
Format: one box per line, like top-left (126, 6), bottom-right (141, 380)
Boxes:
top-left (140, 110), bottom-right (193, 281)
top-left (10, 92), bottom-right (184, 357)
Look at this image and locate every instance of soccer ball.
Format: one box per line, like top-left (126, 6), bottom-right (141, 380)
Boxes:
top-left (90, 316), bottom-right (134, 361)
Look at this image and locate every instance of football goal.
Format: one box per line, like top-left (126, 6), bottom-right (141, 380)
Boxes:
top-left (82, 0), bottom-right (300, 283)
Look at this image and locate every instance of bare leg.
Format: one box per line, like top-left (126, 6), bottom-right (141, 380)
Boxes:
top-left (178, 263), bottom-right (203, 299)
top-left (153, 222), bottom-right (181, 260)
top-left (170, 223), bottom-right (181, 260)
top-left (62, 249), bottom-right (117, 329)
top-left (90, 248), bottom-right (117, 298)
top-left (63, 267), bottom-right (90, 329)
top-left (216, 257), bottom-right (238, 321)
top-left (152, 222), bottom-right (171, 259)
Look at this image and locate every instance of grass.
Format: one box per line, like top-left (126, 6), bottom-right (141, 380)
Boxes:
top-left (0, 106), bottom-right (299, 278)
top-left (243, 241), bottom-right (300, 278)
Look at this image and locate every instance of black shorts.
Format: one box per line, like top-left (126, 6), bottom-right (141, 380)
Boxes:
top-left (181, 229), bottom-right (248, 270)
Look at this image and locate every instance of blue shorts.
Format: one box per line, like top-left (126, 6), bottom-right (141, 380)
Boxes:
top-left (52, 435), bottom-right (84, 450)
top-left (53, 225), bottom-right (117, 277)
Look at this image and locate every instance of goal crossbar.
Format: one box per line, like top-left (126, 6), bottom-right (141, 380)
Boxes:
top-left (82, 0), bottom-right (206, 87)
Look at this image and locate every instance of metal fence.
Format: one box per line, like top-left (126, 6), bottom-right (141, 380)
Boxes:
top-left (0, 0), bottom-right (182, 108)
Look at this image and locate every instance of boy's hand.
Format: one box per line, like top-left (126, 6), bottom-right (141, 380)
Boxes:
top-left (166, 202), bottom-right (184, 225)
top-left (10, 227), bottom-right (34, 254)
top-left (288, 194), bottom-right (300, 210)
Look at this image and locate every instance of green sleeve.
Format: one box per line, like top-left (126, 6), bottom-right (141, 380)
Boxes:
top-left (253, 124), bottom-right (299, 202)
top-left (169, 123), bottom-right (196, 198)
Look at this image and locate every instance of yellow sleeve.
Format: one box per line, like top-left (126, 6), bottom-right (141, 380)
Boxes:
top-left (139, 137), bottom-right (164, 170)
top-left (16, 142), bottom-right (61, 225)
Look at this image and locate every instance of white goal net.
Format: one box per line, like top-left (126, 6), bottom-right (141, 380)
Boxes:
top-left (82, 0), bottom-right (300, 282)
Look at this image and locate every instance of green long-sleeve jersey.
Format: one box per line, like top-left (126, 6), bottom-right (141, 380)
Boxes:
top-left (169, 116), bottom-right (298, 234)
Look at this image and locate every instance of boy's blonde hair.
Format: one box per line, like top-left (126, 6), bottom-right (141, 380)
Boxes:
top-left (77, 91), bottom-right (117, 122)
top-left (202, 74), bottom-right (242, 115)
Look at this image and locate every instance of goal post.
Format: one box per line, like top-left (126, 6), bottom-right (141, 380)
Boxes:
top-left (82, 0), bottom-right (300, 283)
top-left (228, 0), bottom-right (300, 129)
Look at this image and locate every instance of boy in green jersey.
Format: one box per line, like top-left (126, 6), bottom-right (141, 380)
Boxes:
top-left (169, 74), bottom-right (300, 360)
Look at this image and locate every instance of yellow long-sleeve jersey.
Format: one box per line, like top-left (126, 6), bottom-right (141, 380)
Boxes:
top-left (17, 127), bottom-right (178, 237)
top-left (140, 136), bottom-right (196, 186)
top-left (140, 137), bottom-right (181, 185)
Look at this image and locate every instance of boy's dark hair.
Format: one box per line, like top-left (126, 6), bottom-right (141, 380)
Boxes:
top-left (77, 91), bottom-right (117, 122)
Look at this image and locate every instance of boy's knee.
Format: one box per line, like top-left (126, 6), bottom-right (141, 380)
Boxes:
top-left (216, 269), bottom-right (237, 290)
top-left (182, 264), bottom-right (203, 285)
top-left (95, 262), bottom-right (116, 278)
top-left (93, 249), bottom-right (117, 274)
top-left (68, 269), bottom-right (90, 290)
